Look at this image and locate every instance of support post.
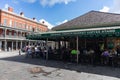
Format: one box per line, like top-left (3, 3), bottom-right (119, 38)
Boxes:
top-left (21, 40), bottom-right (22, 49)
top-left (16, 41), bottom-right (18, 50)
top-left (58, 41), bottom-right (60, 49)
top-left (4, 28), bottom-right (7, 51)
top-left (5, 40), bottom-right (7, 51)
top-left (28, 40), bottom-right (30, 46)
top-left (85, 38), bottom-right (86, 48)
top-left (0, 41), bottom-right (2, 51)
top-left (76, 36), bottom-right (79, 64)
top-left (46, 38), bottom-right (48, 60)
top-left (12, 41), bottom-right (13, 51)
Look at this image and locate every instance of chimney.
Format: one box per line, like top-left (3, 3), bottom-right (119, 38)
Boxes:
top-left (8, 7), bottom-right (13, 12)
top-left (20, 12), bottom-right (24, 17)
top-left (33, 17), bottom-right (37, 21)
top-left (42, 21), bottom-right (45, 24)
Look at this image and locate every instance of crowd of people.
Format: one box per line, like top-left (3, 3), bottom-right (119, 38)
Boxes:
top-left (23, 44), bottom-right (120, 67)
top-left (25, 44), bottom-right (47, 59)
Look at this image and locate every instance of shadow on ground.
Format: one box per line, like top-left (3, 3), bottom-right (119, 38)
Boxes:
top-left (0, 54), bottom-right (120, 78)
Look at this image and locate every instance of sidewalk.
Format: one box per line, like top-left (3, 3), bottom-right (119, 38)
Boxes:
top-left (0, 51), bottom-right (25, 58)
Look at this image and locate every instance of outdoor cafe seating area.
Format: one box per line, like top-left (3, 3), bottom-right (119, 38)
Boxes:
top-left (24, 44), bottom-right (120, 67)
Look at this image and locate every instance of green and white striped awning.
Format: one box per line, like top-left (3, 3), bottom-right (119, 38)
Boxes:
top-left (26, 26), bottom-right (120, 40)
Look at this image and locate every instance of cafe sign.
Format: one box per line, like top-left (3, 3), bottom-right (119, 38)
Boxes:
top-left (49, 29), bottom-right (119, 37)
top-left (27, 29), bottom-right (120, 39)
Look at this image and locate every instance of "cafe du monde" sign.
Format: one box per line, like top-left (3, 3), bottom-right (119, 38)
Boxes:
top-left (48, 29), bottom-right (120, 37)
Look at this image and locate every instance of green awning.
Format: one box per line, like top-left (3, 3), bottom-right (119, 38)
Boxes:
top-left (26, 28), bottom-right (120, 40)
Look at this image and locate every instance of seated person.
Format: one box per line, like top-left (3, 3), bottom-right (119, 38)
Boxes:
top-left (101, 49), bottom-right (110, 57)
top-left (109, 49), bottom-right (117, 56)
top-left (82, 48), bottom-right (88, 55)
top-left (86, 49), bottom-right (95, 64)
top-left (70, 49), bottom-right (80, 62)
top-left (101, 49), bottom-right (110, 65)
top-left (116, 45), bottom-right (120, 56)
top-left (87, 49), bottom-right (95, 55)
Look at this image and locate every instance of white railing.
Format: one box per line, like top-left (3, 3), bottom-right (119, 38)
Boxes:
top-left (0, 35), bottom-right (4, 39)
top-left (5, 35), bottom-right (26, 40)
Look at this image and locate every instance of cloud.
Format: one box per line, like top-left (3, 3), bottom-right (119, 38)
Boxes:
top-left (16, 0), bottom-right (76, 6)
top-left (12, 0), bottom-right (36, 4)
top-left (99, 6), bottom-right (110, 12)
top-left (12, 0), bottom-right (19, 4)
top-left (39, 19), bottom-right (54, 29)
top-left (110, 0), bottom-right (120, 13)
top-left (56, 19), bottom-right (68, 25)
top-left (40, 0), bottom-right (76, 6)
top-left (3, 4), bottom-right (9, 10)
top-left (100, 0), bottom-right (120, 13)
top-left (22, 0), bottom-right (37, 3)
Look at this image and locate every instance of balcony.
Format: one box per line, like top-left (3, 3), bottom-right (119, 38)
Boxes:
top-left (0, 35), bottom-right (5, 39)
top-left (4, 35), bottom-right (26, 40)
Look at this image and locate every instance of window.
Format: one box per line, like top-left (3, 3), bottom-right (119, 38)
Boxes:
top-left (25, 24), bottom-right (27, 29)
top-left (19, 23), bottom-right (22, 28)
top-left (26, 25), bottom-right (28, 30)
top-left (9, 32), bottom-right (12, 36)
top-left (37, 28), bottom-right (41, 32)
top-left (3, 19), bottom-right (7, 26)
top-left (30, 26), bottom-right (32, 31)
top-left (35, 27), bottom-right (37, 32)
top-left (9, 20), bottom-right (12, 27)
top-left (14, 21), bottom-right (16, 27)
top-left (23, 24), bottom-right (25, 29)
top-left (16, 22), bottom-right (18, 28)
top-left (32, 28), bottom-right (35, 32)
top-left (14, 32), bottom-right (17, 36)
top-left (22, 33), bottom-right (25, 37)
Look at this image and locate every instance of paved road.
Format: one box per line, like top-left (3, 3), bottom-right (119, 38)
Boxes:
top-left (0, 51), bottom-right (120, 80)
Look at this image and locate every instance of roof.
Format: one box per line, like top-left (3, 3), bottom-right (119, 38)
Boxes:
top-left (52, 11), bottom-right (120, 31)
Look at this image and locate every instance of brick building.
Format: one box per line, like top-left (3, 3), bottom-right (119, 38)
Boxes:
top-left (0, 7), bottom-right (48, 51)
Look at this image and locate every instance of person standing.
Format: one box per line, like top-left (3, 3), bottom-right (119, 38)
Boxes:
top-left (18, 47), bottom-right (21, 55)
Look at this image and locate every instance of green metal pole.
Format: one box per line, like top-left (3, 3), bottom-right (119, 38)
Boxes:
top-left (76, 36), bottom-right (79, 64)
top-left (46, 38), bottom-right (48, 60)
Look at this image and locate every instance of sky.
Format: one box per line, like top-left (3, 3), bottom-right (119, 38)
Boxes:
top-left (0, 0), bottom-right (119, 29)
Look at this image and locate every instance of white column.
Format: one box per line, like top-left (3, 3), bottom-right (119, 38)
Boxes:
top-left (4, 28), bottom-right (7, 51)
top-left (21, 41), bottom-right (22, 49)
top-left (0, 41), bottom-right (2, 51)
top-left (16, 41), bottom-right (18, 50)
top-left (4, 28), bottom-right (6, 37)
top-left (85, 38), bottom-right (86, 48)
top-left (5, 40), bottom-right (7, 51)
top-left (28, 40), bottom-right (30, 45)
top-left (66, 41), bottom-right (68, 48)
top-left (12, 41), bottom-right (13, 51)
top-left (76, 36), bottom-right (79, 64)
top-left (17, 30), bottom-right (18, 38)
top-left (24, 41), bottom-right (26, 46)
top-left (55, 41), bottom-right (56, 49)
top-left (36, 41), bottom-right (37, 45)
top-left (25, 41), bottom-right (27, 46)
